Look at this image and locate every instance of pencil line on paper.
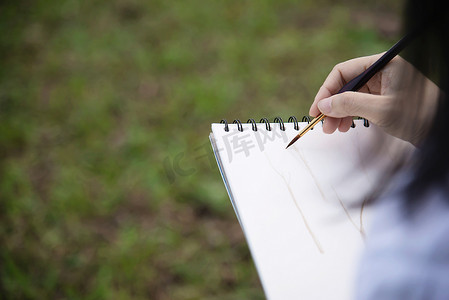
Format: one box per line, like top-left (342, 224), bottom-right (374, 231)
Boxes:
top-left (293, 147), bottom-right (327, 202)
top-left (360, 198), bottom-right (367, 239)
top-left (283, 175), bottom-right (324, 254)
top-left (331, 186), bottom-right (365, 236)
top-left (264, 153), bottom-right (324, 254)
top-left (332, 186), bottom-right (358, 230)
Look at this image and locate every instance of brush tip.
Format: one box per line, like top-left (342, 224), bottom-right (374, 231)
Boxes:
top-left (286, 136), bottom-right (300, 149)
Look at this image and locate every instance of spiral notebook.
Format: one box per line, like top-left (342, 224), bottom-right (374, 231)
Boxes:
top-left (209, 117), bottom-right (414, 300)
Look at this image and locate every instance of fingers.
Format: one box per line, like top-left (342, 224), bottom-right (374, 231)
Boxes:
top-left (309, 53), bottom-right (384, 117)
top-left (323, 53), bottom-right (384, 94)
top-left (321, 116), bottom-right (353, 134)
top-left (318, 91), bottom-right (389, 127)
top-left (322, 117), bottom-right (339, 134)
top-left (317, 92), bottom-right (389, 134)
top-left (310, 85), bottom-right (332, 116)
top-left (339, 116), bottom-right (354, 132)
top-left (309, 53), bottom-right (394, 134)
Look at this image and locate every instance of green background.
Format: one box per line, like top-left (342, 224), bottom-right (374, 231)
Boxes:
top-left (0, 0), bottom-right (401, 299)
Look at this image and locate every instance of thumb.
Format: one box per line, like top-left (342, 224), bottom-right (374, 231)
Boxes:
top-left (317, 91), bottom-right (387, 122)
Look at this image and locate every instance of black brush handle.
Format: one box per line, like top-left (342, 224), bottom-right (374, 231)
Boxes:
top-left (337, 33), bottom-right (414, 94)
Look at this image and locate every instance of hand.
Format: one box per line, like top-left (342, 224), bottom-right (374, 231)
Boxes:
top-left (309, 53), bottom-right (440, 145)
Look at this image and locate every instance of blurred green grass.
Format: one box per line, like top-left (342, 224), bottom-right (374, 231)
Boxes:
top-left (0, 0), bottom-right (401, 299)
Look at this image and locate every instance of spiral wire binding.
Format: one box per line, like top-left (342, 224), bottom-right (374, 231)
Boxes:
top-left (301, 115), bottom-right (312, 123)
top-left (288, 116), bottom-right (299, 130)
top-left (274, 117), bottom-right (285, 131)
top-left (246, 118), bottom-right (257, 131)
top-left (232, 119), bottom-right (243, 132)
top-left (220, 119), bottom-right (229, 132)
top-left (260, 118), bottom-right (271, 131)
top-left (301, 116), bottom-right (314, 130)
top-left (360, 117), bottom-right (370, 127)
top-left (219, 116), bottom-right (370, 131)
top-left (350, 117), bottom-right (370, 128)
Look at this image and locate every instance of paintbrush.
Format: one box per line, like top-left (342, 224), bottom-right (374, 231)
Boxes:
top-left (286, 33), bottom-right (414, 149)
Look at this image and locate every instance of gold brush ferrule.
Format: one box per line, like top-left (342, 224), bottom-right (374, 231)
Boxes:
top-left (300, 114), bottom-right (325, 137)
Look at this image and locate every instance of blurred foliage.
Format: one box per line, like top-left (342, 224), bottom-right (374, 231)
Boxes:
top-left (0, 0), bottom-right (401, 299)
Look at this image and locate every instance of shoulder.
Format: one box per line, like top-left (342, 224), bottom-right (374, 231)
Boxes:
top-left (355, 179), bottom-right (449, 300)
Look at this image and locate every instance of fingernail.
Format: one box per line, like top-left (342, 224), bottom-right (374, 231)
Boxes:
top-left (318, 98), bottom-right (332, 114)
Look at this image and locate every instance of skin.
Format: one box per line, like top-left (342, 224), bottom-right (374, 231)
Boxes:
top-left (309, 53), bottom-right (440, 146)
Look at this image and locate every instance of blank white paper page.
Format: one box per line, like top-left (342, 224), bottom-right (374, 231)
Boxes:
top-left (210, 120), bottom-right (414, 300)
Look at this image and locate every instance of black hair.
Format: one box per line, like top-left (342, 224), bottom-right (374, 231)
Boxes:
top-left (401, 0), bottom-right (449, 208)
